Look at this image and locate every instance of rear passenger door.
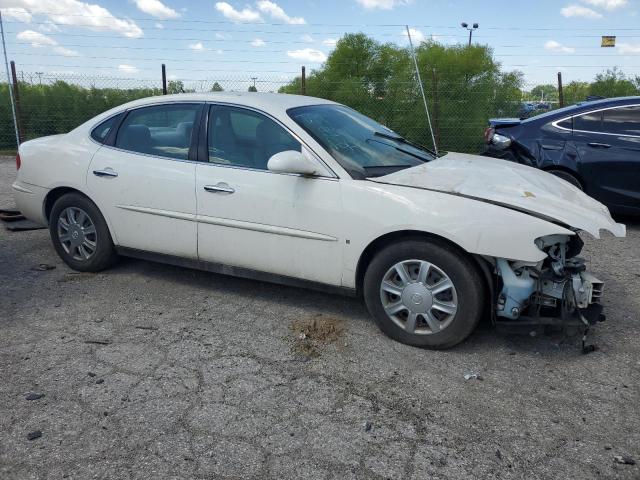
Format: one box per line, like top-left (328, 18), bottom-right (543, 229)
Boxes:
top-left (87, 102), bottom-right (203, 258)
top-left (573, 105), bottom-right (640, 211)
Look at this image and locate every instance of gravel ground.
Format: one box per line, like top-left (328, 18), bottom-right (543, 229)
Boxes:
top-left (1, 155), bottom-right (639, 479)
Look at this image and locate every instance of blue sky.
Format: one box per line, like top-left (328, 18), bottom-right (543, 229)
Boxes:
top-left (1, 0), bottom-right (639, 89)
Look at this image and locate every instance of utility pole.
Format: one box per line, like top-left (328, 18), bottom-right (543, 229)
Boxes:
top-left (461, 22), bottom-right (479, 47)
top-left (406, 25), bottom-right (438, 156)
top-left (0, 11), bottom-right (20, 147)
top-left (251, 76), bottom-right (257, 88)
top-left (36, 71), bottom-right (43, 86)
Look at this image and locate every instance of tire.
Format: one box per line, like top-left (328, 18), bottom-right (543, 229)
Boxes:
top-left (547, 169), bottom-right (583, 190)
top-left (49, 192), bottom-right (117, 272)
top-left (363, 239), bottom-right (484, 349)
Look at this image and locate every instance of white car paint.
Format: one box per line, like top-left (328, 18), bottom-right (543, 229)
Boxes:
top-left (12, 92), bottom-right (625, 293)
top-left (372, 152), bottom-right (625, 239)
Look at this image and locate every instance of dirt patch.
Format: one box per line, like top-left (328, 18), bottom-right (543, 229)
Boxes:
top-left (290, 314), bottom-right (345, 358)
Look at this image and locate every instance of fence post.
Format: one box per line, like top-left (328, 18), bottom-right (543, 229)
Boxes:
top-left (161, 64), bottom-right (167, 95)
top-left (301, 66), bottom-right (306, 95)
top-left (557, 72), bottom-right (564, 108)
top-left (10, 61), bottom-right (23, 144)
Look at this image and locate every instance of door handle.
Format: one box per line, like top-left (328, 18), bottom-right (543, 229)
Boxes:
top-left (93, 168), bottom-right (118, 178)
top-left (587, 142), bottom-right (611, 149)
top-left (204, 183), bottom-right (235, 194)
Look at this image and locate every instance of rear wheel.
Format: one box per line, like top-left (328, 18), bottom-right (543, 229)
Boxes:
top-left (547, 169), bottom-right (582, 190)
top-left (49, 193), bottom-right (117, 272)
top-left (363, 239), bottom-right (484, 349)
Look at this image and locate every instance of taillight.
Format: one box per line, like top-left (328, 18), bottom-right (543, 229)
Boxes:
top-left (16, 153), bottom-right (21, 170)
top-left (484, 127), bottom-right (494, 143)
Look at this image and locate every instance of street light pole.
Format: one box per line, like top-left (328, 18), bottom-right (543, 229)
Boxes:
top-left (461, 22), bottom-right (479, 47)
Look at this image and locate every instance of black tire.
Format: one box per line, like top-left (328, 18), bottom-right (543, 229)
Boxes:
top-left (363, 239), bottom-right (484, 349)
top-left (49, 192), bottom-right (117, 272)
top-left (547, 169), bottom-right (583, 190)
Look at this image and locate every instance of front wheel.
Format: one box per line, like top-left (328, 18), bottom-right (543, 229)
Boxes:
top-left (363, 239), bottom-right (484, 349)
top-left (49, 193), bottom-right (118, 272)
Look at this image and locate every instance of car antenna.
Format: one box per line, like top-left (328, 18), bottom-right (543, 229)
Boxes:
top-left (406, 25), bottom-right (438, 156)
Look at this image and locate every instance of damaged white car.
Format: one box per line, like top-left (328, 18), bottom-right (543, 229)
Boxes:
top-left (12, 93), bottom-right (626, 349)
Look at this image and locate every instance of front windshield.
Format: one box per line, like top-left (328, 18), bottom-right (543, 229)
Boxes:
top-left (288, 104), bottom-right (434, 178)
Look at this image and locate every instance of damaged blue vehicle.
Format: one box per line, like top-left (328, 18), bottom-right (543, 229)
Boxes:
top-left (484, 96), bottom-right (640, 215)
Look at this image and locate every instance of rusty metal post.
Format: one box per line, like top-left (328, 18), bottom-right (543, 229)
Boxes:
top-left (161, 64), bottom-right (167, 95)
top-left (301, 66), bottom-right (306, 95)
top-left (431, 68), bottom-right (440, 149)
top-left (557, 72), bottom-right (564, 108)
top-left (10, 61), bottom-right (23, 144)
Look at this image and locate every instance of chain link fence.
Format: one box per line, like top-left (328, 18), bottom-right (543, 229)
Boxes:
top-left (0, 70), bottom-right (564, 154)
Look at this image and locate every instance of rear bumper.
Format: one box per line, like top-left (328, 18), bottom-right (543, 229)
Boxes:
top-left (12, 181), bottom-right (48, 226)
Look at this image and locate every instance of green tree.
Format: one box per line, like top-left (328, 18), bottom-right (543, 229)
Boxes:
top-left (248, 85), bottom-right (257, 92)
top-left (529, 84), bottom-right (558, 102)
top-left (590, 68), bottom-right (639, 98)
top-left (211, 82), bottom-right (224, 92)
top-left (167, 80), bottom-right (185, 94)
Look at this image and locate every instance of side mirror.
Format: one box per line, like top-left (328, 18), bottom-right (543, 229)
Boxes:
top-left (267, 150), bottom-right (320, 176)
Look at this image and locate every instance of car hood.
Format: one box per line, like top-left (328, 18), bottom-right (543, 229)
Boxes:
top-left (370, 152), bottom-right (626, 238)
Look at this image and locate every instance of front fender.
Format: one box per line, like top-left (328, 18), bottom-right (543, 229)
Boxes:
top-left (340, 181), bottom-right (572, 288)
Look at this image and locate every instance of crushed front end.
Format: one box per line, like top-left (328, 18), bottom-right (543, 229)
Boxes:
top-left (493, 233), bottom-right (606, 344)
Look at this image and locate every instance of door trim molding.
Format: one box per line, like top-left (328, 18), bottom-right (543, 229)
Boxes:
top-left (116, 205), bottom-right (338, 242)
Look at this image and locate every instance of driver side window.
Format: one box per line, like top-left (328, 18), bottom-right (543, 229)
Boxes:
top-left (208, 105), bottom-right (300, 170)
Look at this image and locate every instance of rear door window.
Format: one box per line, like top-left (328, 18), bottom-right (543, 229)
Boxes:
top-left (574, 111), bottom-right (603, 132)
top-left (91, 114), bottom-right (121, 144)
top-left (115, 103), bottom-right (200, 160)
top-left (602, 106), bottom-right (640, 136)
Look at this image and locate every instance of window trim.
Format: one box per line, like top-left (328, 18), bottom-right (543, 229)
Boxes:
top-left (199, 101), bottom-right (338, 179)
top-left (551, 102), bottom-right (640, 138)
top-left (89, 112), bottom-right (124, 146)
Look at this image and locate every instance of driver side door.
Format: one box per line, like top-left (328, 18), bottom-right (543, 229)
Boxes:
top-left (195, 104), bottom-right (344, 286)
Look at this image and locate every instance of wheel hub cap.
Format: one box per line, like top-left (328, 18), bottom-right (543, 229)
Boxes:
top-left (57, 206), bottom-right (97, 261)
top-left (379, 259), bottom-right (458, 335)
top-left (401, 283), bottom-right (433, 314)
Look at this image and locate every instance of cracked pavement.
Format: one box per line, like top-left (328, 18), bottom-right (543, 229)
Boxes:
top-left (1, 156), bottom-right (639, 479)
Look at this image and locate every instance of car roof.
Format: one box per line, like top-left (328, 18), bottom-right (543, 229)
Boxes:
top-left (117, 92), bottom-right (337, 114)
top-left (524, 95), bottom-right (640, 123)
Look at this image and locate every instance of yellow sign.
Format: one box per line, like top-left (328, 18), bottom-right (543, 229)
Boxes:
top-left (601, 36), bottom-right (616, 47)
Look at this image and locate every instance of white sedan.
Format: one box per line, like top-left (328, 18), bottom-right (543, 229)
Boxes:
top-left (12, 93), bottom-right (626, 349)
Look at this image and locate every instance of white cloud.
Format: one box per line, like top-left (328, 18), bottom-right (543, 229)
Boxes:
top-left (17, 29), bottom-right (56, 46)
top-left (401, 27), bottom-right (425, 43)
top-left (2, 7), bottom-right (32, 22)
top-left (118, 64), bottom-right (139, 74)
top-left (618, 42), bottom-right (640, 53)
top-left (581, 0), bottom-right (628, 10)
top-left (39, 21), bottom-right (60, 32)
top-left (155, 22), bottom-right (164, 29)
top-left (215, 2), bottom-right (262, 22)
top-left (1, 0), bottom-right (143, 37)
top-left (301, 34), bottom-right (314, 43)
top-left (356, 0), bottom-right (411, 10)
top-left (215, 32), bottom-right (231, 39)
top-left (16, 29), bottom-right (79, 55)
top-left (133, 0), bottom-right (179, 19)
top-left (54, 46), bottom-right (79, 56)
top-left (256, 0), bottom-right (305, 24)
top-left (322, 38), bottom-right (337, 47)
top-left (560, 4), bottom-right (603, 18)
top-left (250, 38), bottom-right (266, 47)
top-left (286, 48), bottom-right (327, 63)
top-left (188, 42), bottom-right (205, 50)
top-left (544, 40), bottom-right (576, 53)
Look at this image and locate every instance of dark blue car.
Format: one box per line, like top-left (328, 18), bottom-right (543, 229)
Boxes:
top-left (484, 96), bottom-right (640, 215)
